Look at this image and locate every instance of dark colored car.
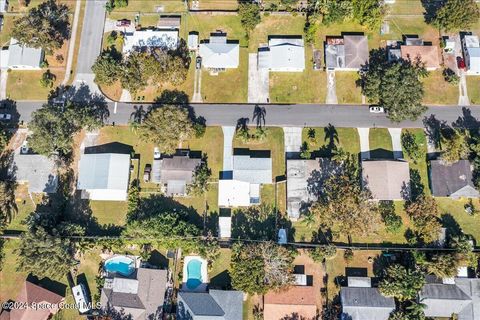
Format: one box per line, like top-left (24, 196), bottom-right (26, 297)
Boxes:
top-left (196, 56), bottom-right (202, 69)
top-left (457, 57), bottom-right (466, 70)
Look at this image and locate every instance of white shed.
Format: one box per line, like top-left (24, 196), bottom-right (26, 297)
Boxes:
top-left (218, 216), bottom-right (231, 238)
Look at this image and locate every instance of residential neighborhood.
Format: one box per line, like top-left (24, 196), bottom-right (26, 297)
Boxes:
top-left (2, 0), bottom-right (480, 320)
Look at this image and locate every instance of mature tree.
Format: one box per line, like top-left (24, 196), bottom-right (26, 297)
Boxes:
top-left (311, 153), bottom-right (381, 237)
top-left (309, 245), bottom-right (337, 263)
top-left (126, 183), bottom-right (140, 220)
top-left (361, 49), bottom-right (427, 122)
top-left (187, 159), bottom-right (211, 196)
top-left (379, 264), bottom-right (425, 302)
top-left (138, 106), bottom-right (194, 154)
top-left (425, 253), bottom-right (459, 279)
top-left (39, 69), bottom-right (56, 88)
top-left (379, 200), bottom-right (402, 233)
top-left (230, 242), bottom-right (294, 295)
top-left (352, 0), bottom-right (385, 30)
top-left (105, 0), bottom-right (128, 13)
top-left (11, 0), bottom-right (70, 54)
top-left (431, 0), bottom-right (480, 32)
top-left (0, 181), bottom-right (17, 227)
top-left (401, 130), bottom-right (423, 163)
top-left (318, 0), bottom-right (353, 25)
top-left (238, 3), bottom-right (261, 36)
top-left (92, 48), bottom-right (123, 86)
top-left (28, 101), bottom-right (106, 158)
top-left (16, 226), bottom-right (76, 279)
top-left (405, 196), bottom-right (442, 243)
top-left (232, 204), bottom-right (277, 241)
top-left (121, 51), bottom-right (150, 94)
top-left (440, 129), bottom-right (470, 164)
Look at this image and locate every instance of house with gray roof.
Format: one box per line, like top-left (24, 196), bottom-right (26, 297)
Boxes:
top-left (258, 36), bottom-right (305, 72)
top-left (325, 35), bottom-right (369, 71)
top-left (429, 160), bottom-right (479, 199)
top-left (2, 38), bottom-right (44, 70)
top-left (361, 159), bottom-right (411, 201)
top-left (340, 277), bottom-right (395, 320)
top-left (419, 276), bottom-right (480, 320)
top-left (177, 290), bottom-right (243, 320)
top-left (152, 152), bottom-right (201, 196)
top-left (199, 32), bottom-right (239, 71)
top-left (219, 153), bottom-right (272, 207)
top-left (100, 268), bottom-right (168, 320)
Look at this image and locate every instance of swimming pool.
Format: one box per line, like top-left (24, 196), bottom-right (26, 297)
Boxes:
top-left (104, 256), bottom-right (135, 276)
top-left (186, 259), bottom-right (203, 290)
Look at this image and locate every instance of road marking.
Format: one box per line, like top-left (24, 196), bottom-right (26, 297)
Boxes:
top-left (114, 102), bottom-right (118, 114)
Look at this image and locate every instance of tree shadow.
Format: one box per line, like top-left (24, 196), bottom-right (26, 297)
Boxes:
top-left (441, 213), bottom-right (463, 238)
top-left (252, 104), bottom-right (266, 128)
top-left (0, 98), bottom-right (21, 129)
top-left (154, 89), bottom-right (190, 106)
top-left (26, 274), bottom-right (67, 298)
top-left (453, 107), bottom-right (480, 135)
top-left (420, 0), bottom-right (443, 24)
top-left (84, 142), bottom-right (134, 155)
top-left (409, 168), bottom-right (425, 202)
top-left (324, 123), bottom-right (339, 150)
top-left (423, 114), bottom-right (447, 150)
top-left (231, 205), bottom-right (276, 241)
top-left (147, 249), bottom-right (169, 269)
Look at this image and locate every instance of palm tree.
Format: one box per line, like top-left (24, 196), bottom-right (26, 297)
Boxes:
top-left (302, 211), bottom-right (316, 229)
top-left (252, 105), bottom-right (266, 129)
top-left (324, 123), bottom-right (339, 149)
top-left (0, 181), bottom-right (17, 226)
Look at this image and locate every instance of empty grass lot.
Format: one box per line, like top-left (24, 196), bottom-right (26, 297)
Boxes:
top-left (466, 76), bottom-right (480, 105)
top-left (269, 50), bottom-right (327, 104)
top-left (197, 0), bottom-right (238, 10)
top-left (335, 72), bottom-right (362, 104)
top-left (422, 70), bottom-right (458, 105)
top-left (369, 128), bottom-right (393, 159)
top-left (302, 127), bottom-right (360, 156)
top-left (6, 70), bottom-right (65, 101)
top-left (111, 0), bottom-right (186, 13)
top-left (201, 48), bottom-right (248, 103)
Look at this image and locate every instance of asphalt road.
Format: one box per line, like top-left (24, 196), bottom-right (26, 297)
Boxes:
top-left (15, 102), bottom-right (480, 129)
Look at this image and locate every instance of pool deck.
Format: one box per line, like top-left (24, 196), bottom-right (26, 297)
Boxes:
top-left (181, 255), bottom-right (208, 292)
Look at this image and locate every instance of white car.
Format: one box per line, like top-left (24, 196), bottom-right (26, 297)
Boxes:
top-left (154, 147), bottom-right (161, 159)
top-left (21, 141), bottom-right (29, 154)
top-left (369, 106), bottom-right (384, 113)
top-left (0, 113), bottom-right (11, 121)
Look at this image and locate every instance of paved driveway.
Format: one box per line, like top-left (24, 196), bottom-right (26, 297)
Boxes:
top-left (357, 128), bottom-right (370, 159)
top-left (388, 128), bottom-right (403, 159)
top-left (283, 127), bottom-right (302, 158)
top-left (222, 126), bottom-right (235, 171)
top-left (326, 70), bottom-right (338, 104)
top-left (248, 53), bottom-right (269, 103)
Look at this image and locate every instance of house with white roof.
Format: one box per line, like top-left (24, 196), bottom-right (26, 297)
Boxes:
top-left (122, 29), bottom-right (179, 54)
top-left (199, 32), bottom-right (239, 70)
top-left (77, 153), bottom-right (131, 201)
top-left (462, 34), bottom-right (480, 75)
top-left (258, 36), bottom-right (305, 72)
top-left (0, 38), bottom-right (44, 70)
top-left (218, 153), bottom-right (272, 207)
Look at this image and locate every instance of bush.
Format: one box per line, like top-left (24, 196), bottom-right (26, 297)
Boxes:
top-left (309, 245), bottom-right (337, 262)
top-left (344, 249), bottom-right (354, 263)
top-left (193, 117), bottom-right (206, 138)
top-left (401, 130), bottom-right (423, 163)
top-left (300, 141), bottom-right (311, 159)
top-left (379, 201), bottom-right (402, 233)
top-left (39, 69), bottom-right (56, 88)
top-left (443, 68), bottom-right (460, 85)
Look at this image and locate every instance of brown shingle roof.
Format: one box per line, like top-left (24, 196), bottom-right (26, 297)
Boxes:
top-left (401, 45), bottom-right (440, 69)
top-left (264, 286), bottom-right (317, 320)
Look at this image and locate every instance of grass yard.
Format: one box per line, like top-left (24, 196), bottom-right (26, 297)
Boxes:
top-left (422, 70), bottom-right (458, 105)
top-left (401, 129), bottom-right (430, 195)
top-left (467, 76), bottom-right (480, 105)
top-left (89, 200), bottom-right (128, 226)
top-left (6, 70), bottom-right (65, 101)
top-left (6, 185), bottom-right (38, 232)
top-left (111, 0), bottom-right (186, 13)
top-left (369, 128), bottom-right (393, 159)
top-left (335, 72), bottom-right (362, 104)
top-left (436, 198), bottom-right (480, 242)
top-left (388, 0), bottom-right (427, 16)
top-left (209, 248), bottom-right (232, 289)
top-left (201, 48), bottom-right (248, 103)
top-left (187, 14), bottom-right (247, 47)
top-left (0, 16), bottom-right (14, 46)
top-left (302, 127), bottom-right (361, 156)
top-left (197, 0), bottom-right (238, 10)
top-left (269, 50), bottom-right (327, 104)
top-left (248, 15), bottom-right (305, 52)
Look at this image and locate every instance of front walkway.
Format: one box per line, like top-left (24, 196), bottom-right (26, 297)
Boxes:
top-left (0, 69), bottom-right (7, 100)
top-left (388, 128), bottom-right (403, 159)
top-left (326, 70), bottom-right (338, 104)
top-left (459, 71), bottom-right (470, 106)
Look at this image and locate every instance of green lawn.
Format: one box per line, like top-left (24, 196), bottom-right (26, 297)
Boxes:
top-left (269, 50), bottom-right (327, 104)
top-left (436, 198), bottom-right (480, 242)
top-left (466, 76), bottom-right (480, 105)
top-left (388, 0), bottom-right (427, 15)
top-left (89, 200), bottom-right (128, 226)
top-left (335, 72), bottom-right (362, 104)
top-left (401, 129), bottom-right (430, 195)
top-left (6, 70), bottom-right (65, 101)
top-left (369, 128), bottom-right (393, 159)
top-left (248, 15), bottom-right (305, 52)
top-left (422, 70), bottom-right (459, 105)
top-left (209, 248), bottom-right (232, 289)
top-left (0, 16), bottom-right (14, 46)
top-left (111, 0), bottom-right (186, 13)
top-left (197, 0), bottom-right (237, 10)
top-left (186, 14), bottom-right (247, 47)
top-left (201, 48), bottom-right (248, 103)
top-left (6, 186), bottom-right (40, 232)
top-left (302, 127), bottom-right (361, 156)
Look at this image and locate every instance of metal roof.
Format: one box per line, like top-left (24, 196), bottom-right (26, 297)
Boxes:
top-left (77, 153), bottom-right (130, 191)
top-left (258, 37), bottom-right (305, 71)
top-left (7, 38), bottom-right (43, 68)
top-left (199, 35), bottom-right (239, 69)
top-left (232, 155), bottom-right (272, 184)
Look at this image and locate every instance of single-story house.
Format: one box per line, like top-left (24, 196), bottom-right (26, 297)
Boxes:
top-left (258, 36), bottom-right (305, 72)
top-left (199, 32), bottom-right (239, 70)
top-left (152, 153), bottom-right (201, 196)
top-left (0, 280), bottom-right (64, 320)
top-left (361, 159), bottom-right (411, 201)
top-left (218, 153), bottom-right (272, 207)
top-left (462, 34), bottom-right (480, 75)
top-left (429, 160), bottom-right (479, 199)
top-left (264, 286), bottom-right (317, 320)
top-left (419, 275), bottom-right (480, 320)
top-left (325, 35), bottom-right (369, 70)
top-left (340, 277), bottom-right (395, 320)
top-left (400, 38), bottom-right (440, 70)
top-left (122, 29), bottom-right (179, 53)
top-left (286, 158), bottom-right (339, 220)
top-left (77, 153), bottom-right (131, 201)
top-left (1, 38), bottom-right (44, 70)
top-left (12, 142), bottom-right (58, 194)
top-left (100, 268), bottom-right (168, 320)
top-left (177, 290), bottom-right (243, 320)
top-left (157, 16), bottom-right (181, 30)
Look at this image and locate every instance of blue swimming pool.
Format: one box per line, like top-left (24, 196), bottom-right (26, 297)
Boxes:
top-left (186, 259), bottom-right (203, 290)
top-left (104, 256), bottom-right (135, 276)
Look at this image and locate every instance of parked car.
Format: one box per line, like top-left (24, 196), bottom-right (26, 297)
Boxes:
top-left (196, 56), bottom-right (202, 69)
top-left (143, 164), bottom-right (152, 182)
top-left (457, 57), bottom-right (466, 70)
top-left (154, 147), bottom-right (161, 160)
top-left (0, 113), bottom-right (11, 121)
top-left (20, 141), bottom-right (29, 154)
top-left (369, 106), bottom-right (384, 113)
top-left (116, 19), bottom-right (131, 27)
